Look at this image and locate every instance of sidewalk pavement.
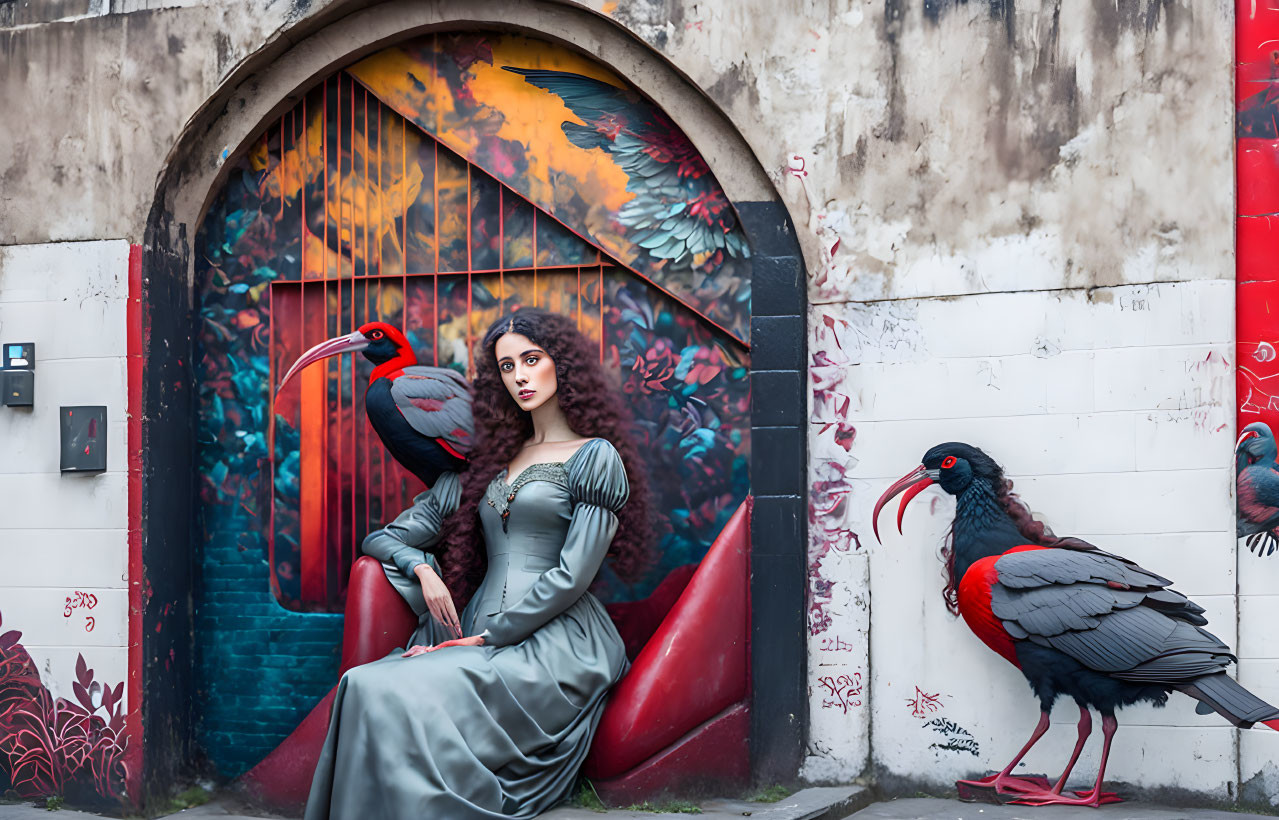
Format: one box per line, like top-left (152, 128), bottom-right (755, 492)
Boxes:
top-left (847, 796), bottom-right (1276, 819)
top-left (0, 788), bottom-right (1274, 819)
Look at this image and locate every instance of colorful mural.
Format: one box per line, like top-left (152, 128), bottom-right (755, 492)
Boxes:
top-left (1237, 18), bottom-right (1279, 559)
top-left (348, 32), bottom-right (751, 342)
top-left (0, 612), bottom-right (127, 802)
top-left (194, 33), bottom-right (750, 776)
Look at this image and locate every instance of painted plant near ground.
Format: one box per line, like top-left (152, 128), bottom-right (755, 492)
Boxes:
top-left (0, 611), bottom-right (127, 802)
top-left (194, 31), bottom-right (750, 775)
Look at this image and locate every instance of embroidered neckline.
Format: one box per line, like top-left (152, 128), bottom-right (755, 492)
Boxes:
top-left (485, 463), bottom-right (570, 532)
top-left (500, 438), bottom-right (599, 484)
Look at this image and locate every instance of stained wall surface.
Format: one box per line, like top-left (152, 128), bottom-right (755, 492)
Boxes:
top-left (0, 0), bottom-right (1264, 807)
top-left (0, 240), bottom-right (133, 797)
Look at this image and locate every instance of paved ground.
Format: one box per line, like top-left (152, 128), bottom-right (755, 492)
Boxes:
top-left (847, 797), bottom-right (1275, 819)
top-left (0, 787), bottom-right (866, 820)
top-left (0, 789), bottom-right (1274, 819)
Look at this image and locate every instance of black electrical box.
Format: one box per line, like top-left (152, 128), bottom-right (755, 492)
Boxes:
top-left (60, 406), bottom-right (107, 473)
top-left (2, 370), bottom-right (33, 406)
top-left (2, 342), bottom-right (35, 407)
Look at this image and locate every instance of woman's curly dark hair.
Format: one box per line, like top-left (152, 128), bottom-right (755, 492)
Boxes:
top-left (438, 309), bottom-right (654, 607)
top-left (940, 460), bottom-right (1095, 617)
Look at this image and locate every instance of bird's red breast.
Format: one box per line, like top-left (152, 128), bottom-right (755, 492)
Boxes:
top-left (956, 544), bottom-right (1046, 668)
top-left (369, 364), bottom-right (406, 384)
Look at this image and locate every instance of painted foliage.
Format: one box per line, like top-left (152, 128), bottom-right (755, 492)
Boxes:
top-left (194, 36), bottom-right (749, 775)
top-left (0, 611), bottom-right (127, 803)
top-left (348, 32), bottom-right (751, 342)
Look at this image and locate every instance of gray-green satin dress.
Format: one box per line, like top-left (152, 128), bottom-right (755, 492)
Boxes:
top-left (304, 438), bottom-right (630, 820)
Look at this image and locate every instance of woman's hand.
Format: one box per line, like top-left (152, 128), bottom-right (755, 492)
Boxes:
top-left (414, 563), bottom-right (462, 639)
top-left (402, 635), bottom-right (485, 658)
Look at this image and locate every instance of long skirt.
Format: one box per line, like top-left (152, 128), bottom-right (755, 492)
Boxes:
top-left (303, 592), bottom-right (627, 820)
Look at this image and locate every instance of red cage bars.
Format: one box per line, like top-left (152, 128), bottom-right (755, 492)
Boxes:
top-left (268, 73), bottom-right (608, 611)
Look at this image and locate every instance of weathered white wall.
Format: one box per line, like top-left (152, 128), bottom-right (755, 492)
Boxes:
top-left (810, 282), bottom-right (1241, 796)
top-left (771, 0), bottom-right (1259, 803)
top-left (0, 240), bottom-right (132, 708)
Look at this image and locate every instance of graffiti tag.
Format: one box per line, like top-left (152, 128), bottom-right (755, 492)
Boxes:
top-left (925, 717), bottom-right (980, 756)
top-left (817, 673), bottom-right (862, 713)
top-left (819, 635), bottom-right (857, 653)
top-left (906, 686), bottom-right (943, 718)
top-left (63, 591), bottom-right (98, 618)
top-left (64, 591), bottom-right (98, 633)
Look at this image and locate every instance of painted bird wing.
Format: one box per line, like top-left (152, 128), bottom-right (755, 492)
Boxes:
top-left (388, 366), bottom-right (474, 454)
top-left (1237, 462), bottom-right (1279, 535)
top-left (503, 67), bottom-right (748, 264)
top-left (989, 548), bottom-right (1234, 684)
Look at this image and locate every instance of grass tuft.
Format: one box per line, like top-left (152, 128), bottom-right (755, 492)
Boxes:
top-left (571, 781), bottom-right (607, 813)
top-left (746, 785), bottom-right (792, 803)
top-left (164, 785), bottom-right (212, 813)
top-left (622, 799), bottom-right (702, 813)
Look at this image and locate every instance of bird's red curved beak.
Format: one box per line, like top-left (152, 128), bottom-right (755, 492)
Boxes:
top-left (872, 465), bottom-right (934, 544)
top-left (275, 331), bottom-right (369, 399)
top-left (1237, 429), bottom-right (1261, 452)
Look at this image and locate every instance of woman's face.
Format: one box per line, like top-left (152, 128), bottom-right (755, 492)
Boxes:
top-left (495, 332), bottom-right (558, 413)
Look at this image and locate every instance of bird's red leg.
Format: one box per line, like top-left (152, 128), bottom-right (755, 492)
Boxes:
top-left (1012, 713), bottom-right (1122, 806)
top-left (955, 711), bottom-right (1052, 795)
top-left (1049, 705), bottom-right (1091, 794)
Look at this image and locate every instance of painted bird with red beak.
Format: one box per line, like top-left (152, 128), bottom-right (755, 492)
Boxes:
top-left (276, 321), bottom-right (472, 487)
top-left (1236, 421), bottom-right (1279, 556)
top-left (874, 442), bottom-right (1279, 807)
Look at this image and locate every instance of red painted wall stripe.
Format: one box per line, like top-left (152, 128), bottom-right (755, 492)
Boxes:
top-left (125, 243), bottom-right (144, 803)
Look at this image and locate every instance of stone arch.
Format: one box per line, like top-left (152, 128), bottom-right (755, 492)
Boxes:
top-left (140, 0), bottom-right (807, 796)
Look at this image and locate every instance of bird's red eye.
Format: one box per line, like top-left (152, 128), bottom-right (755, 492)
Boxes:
top-left (370, 331), bottom-right (383, 339)
top-left (941, 456), bottom-right (957, 469)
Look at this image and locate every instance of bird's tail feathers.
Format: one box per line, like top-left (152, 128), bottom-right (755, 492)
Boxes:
top-left (1177, 673), bottom-right (1279, 729)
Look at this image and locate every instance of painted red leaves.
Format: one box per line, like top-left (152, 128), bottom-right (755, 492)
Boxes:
top-left (0, 610), bottom-right (128, 801)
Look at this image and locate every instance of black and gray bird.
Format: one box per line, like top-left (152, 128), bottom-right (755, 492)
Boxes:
top-left (874, 442), bottom-right (1279, 807)
top-left (276, 321), bottom-right (472, 488)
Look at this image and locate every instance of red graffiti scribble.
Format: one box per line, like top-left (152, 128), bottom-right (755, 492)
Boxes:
top-left (808, 455), bottom-right (863, 636)
top-left (63, 591), bottom-right (98, 618)
top-left (819, 635), bottom-right (857, 652)
top-left (811, 314), bottom-right (855, 420)
top-left (84, 617), bottom-right (95, 633)
top-left (907, 686), bottom-right (944, 718)
top-left (817, 673), bottom-right (863, 713)
top-left (1239, 365), bottom-right (1279, 415)
top-left (787, 155), bottom-right (808, 179)
top-left (820, 421), bottom-right (856, 453)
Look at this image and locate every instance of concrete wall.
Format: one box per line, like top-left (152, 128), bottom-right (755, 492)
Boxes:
top-left (0, 0), bottom-right (1266, 807)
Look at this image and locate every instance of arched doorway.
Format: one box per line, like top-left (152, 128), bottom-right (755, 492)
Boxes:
top-left (194, 30), bottom-right (750, 775)
top-left (140, 3), bottom-right (807, 800)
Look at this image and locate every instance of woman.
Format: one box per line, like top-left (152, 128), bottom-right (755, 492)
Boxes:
top-left (305, 309), bottom-right (652, 819)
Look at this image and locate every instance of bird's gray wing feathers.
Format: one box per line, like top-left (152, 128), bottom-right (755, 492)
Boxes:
top-left (1032, 606), bottom-right (1233, 680)
top-left (990, 582), bottom-right (1146, 637)
top-left (389, 366), bottom-right (474, 452)
top-left (994, 548), bottom-right (1172, 590)
top-left (991, 548), bottom-right (1228, 682)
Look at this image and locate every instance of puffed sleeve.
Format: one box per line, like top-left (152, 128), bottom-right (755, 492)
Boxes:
top-left (360, 471), bottom-right (462, 579)
top-left (480, 439), bottom-right (629, 647)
